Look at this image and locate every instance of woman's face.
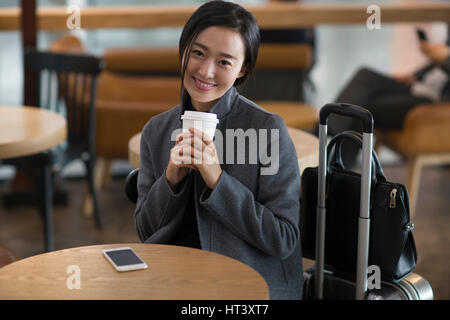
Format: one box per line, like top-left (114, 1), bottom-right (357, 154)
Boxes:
top-left (183, 26), bottom-right (247, 112)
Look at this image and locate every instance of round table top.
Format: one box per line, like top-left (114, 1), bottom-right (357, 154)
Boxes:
top-left (0, 243), bottom-right (269, 300)
top-left (286, 127), bottom-right (319, 174)
top-left (129, 127), bottom-right (318, 174)
top-left (0, 106), bottom-right (67, 159)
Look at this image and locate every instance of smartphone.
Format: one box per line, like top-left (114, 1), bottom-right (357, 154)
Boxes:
top-left (416, 28), bottom-right (427, 41)
top-left (103, 247), bottom-right (148, 272)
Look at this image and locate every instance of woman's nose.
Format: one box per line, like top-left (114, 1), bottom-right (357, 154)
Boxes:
top-left (198, 60), bottom-right (215, 79)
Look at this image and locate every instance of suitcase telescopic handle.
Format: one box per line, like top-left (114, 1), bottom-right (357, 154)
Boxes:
top-left (316, 103), bottom-right (374, 300)
top-left (319, 103), bottom-right (374, 133)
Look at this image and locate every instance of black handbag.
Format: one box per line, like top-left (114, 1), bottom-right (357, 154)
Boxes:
top-left (300, 130), bottom-right (417, 283)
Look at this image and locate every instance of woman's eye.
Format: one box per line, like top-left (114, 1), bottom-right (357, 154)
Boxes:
top-left (192, 49), bottom-right (203, 57)
top-left (219, 60), bottom-right (231, 67)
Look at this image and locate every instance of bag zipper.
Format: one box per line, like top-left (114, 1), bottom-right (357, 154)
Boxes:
top-left (389, 188), bottom-right (397, 208)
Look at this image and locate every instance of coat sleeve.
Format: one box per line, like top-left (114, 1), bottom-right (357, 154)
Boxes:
top-left (134, 120), bottom-right (192, 243)
top-left (199, 116), bottom-right (301, 259)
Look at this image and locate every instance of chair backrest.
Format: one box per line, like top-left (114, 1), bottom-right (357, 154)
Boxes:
top-left (24, 49), bottom-right (103, 152)
top-left (125, 168), bottom-right (139, 204)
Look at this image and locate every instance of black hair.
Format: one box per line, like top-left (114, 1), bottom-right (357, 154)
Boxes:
top-left (179, 0), bottom-right (260, 90)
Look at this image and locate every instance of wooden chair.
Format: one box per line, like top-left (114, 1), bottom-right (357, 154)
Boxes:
top-left (239, 44), bottom-right (318, 130)
top-left (375, 102), bottom-right (450, 217)
top-left (5, 49), bottom-right (103, 251)
top-left (49, 37), bottom-right (180, 215)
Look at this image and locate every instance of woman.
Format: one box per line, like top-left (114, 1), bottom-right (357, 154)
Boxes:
top-left (135, 0), bottom-right (303, 300)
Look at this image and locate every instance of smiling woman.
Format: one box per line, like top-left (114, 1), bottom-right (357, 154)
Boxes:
top-left (182, 26), bottom-right (247, 112)
top-left (178, 0), bottom-right (260, 111)
top-left (135, 0), bottom-right (304, 300)
top-left (182, 26), bottom-right (247, 111)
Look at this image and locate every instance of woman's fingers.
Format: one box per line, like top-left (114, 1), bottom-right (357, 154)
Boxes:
top-left (177, 135), bottom-right (207, 152)
top-left (175, 144), bottom-right (203, 163)
top-left (189, 127), bottom-right (213, 145)
top-left (175, 131), bottom-right (193, 145)
top-left (173, 129), bottom-right (219, 167)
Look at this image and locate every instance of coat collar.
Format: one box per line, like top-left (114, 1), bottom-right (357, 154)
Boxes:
top-left (179, 86), bottom-right (238, 123)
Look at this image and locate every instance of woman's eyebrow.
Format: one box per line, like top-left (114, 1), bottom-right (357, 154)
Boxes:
top-left (192, 42), bottom-right (238, 60)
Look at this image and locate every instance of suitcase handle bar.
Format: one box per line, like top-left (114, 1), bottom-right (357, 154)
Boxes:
top-left (319, 103), bottom-right (374, 133)
top-left (316, 104), bottom-right (374, 300)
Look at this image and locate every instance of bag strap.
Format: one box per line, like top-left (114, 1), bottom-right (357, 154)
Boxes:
top-left (327, 131), bottom-right (387, 184)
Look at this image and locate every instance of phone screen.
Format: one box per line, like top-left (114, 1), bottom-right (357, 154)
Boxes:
top-left (105, 249), bottom-right (144, 266)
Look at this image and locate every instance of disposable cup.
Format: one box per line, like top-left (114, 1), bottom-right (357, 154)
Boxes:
top-left (180, 111), bottom-right (219, 140)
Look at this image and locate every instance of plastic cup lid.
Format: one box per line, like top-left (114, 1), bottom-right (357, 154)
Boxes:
top-left (181, 111), bottom-right (219, 123)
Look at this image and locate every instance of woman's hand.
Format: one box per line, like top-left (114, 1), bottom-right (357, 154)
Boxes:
top-left (166, 131), bottom-right (197, 191)
top-left (420, 42), bottom-right (450, 65)
top-left (393, 73), bottom-right (416, 85)
top-left (179, 128), bottom-right (222, 190)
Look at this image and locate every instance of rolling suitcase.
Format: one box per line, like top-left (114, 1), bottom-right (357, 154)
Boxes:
top-left (302, 103), bottom-right (433, 300)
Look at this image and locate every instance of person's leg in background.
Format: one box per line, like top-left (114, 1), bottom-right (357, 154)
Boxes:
top-left (327, 67), bottom-right (431, 168)
top-left (328, 67), bottom-right (413, 133)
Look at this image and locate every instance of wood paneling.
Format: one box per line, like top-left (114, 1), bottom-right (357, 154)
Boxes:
top-left (1, 3), bottom-right (450, 31)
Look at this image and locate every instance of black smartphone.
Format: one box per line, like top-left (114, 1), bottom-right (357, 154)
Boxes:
top-left (416, 28), bottom-right (427, 41)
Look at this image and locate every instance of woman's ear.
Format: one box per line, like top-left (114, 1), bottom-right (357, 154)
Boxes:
top-left (237, 63), bottom-right (247, 79)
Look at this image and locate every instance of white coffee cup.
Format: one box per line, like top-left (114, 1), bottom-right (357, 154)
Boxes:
top-left (181, 111), bottom-right (219, 140)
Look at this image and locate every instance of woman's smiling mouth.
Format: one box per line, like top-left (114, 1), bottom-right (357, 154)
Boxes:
top-left (193, 76), bottom-right (217, 91)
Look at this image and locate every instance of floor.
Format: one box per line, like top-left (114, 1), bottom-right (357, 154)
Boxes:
top-left (0, 162), bottom-right (448, 300)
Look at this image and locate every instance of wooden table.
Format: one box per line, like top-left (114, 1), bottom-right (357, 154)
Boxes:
top-left (287, 127), bottom-right (319, 174)
top-left (129, 128), bottom-right (318, 174)
top-left (0, 243), bottom-right (269, 300)
top-left (0, 105), bottom-right (67, 252)
top-left (0, 106), bottom-right (66, 159)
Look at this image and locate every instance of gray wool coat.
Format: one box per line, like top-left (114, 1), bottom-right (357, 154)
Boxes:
top-left (134, 86), bottom-right (304, 299)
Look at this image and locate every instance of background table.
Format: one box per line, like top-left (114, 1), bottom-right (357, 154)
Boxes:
top-left (129, 127), bottom-right (319, 174)
top-left (0, 243), bottom-right (269, 300)
top-left (286, 127), bottom-right (319, 174)
top-left (0, 106), bottom-right (67, 159)
top-left (0, 105), bottom-right (67, 252)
